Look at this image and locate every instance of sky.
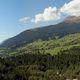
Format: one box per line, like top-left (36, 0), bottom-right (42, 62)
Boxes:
top-left (0, 0), bottom-right (80, 43)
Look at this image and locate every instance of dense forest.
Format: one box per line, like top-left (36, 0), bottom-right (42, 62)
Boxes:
top-left (0, 33), bottom-right (80, 80)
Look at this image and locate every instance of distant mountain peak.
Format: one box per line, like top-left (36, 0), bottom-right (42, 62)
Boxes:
top-left (64, 16), bottom-right (80, 24)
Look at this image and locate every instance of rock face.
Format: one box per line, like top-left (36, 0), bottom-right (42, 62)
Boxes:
top-left (65, 16), bottom-right (80, 24)
top-left (0, 16), bottom-right (80, 48)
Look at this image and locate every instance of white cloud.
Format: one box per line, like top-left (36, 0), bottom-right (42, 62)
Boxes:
top-left (32, 7), bottom-right (60, 23)
top-left (19, 17), bottom-right (30, 24)
top-left (20, 0), bottom-right (80, 24)
top-left (60, 0), bottom-right (80, 16)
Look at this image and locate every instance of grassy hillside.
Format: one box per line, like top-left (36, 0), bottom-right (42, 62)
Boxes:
top-left (4, 33), bottom-right (80, 56)
top-left (0, 33), bottom-right (80, 57)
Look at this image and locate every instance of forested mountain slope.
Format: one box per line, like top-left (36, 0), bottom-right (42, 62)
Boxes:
top-left (1, 16), bottom-right (80, 48)
top-left (0, 16), bottom-right (80, 80)
top-left (0, 33), bottom-right (80, 57)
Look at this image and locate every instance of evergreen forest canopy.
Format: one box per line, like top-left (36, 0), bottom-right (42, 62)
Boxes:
top-left (0, 33), bottom-right (80, 80)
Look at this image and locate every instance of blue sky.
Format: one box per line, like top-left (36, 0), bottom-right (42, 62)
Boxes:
top-left (0, 0), bottom-right (78, 42)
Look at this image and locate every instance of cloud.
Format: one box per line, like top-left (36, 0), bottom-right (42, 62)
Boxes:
top-left (20, 0), bottom-right (80, 24)
top-left (32, 7), bottom-right (60, 23)
top-left (19, 17), bottom-right (30, 24)
top-left (60, 0), bottom-right (80, 16)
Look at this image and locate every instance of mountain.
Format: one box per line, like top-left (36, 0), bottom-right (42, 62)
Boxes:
top-left (65, 16), bottom-right (80, 23)
top-left (0, 16), bottom-right (80, 80)
top-left (1, 16), bottom-right (80, 48)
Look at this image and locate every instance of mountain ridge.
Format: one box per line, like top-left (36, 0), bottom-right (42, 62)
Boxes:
top-left (1, 16), bottom-right (80, 48)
